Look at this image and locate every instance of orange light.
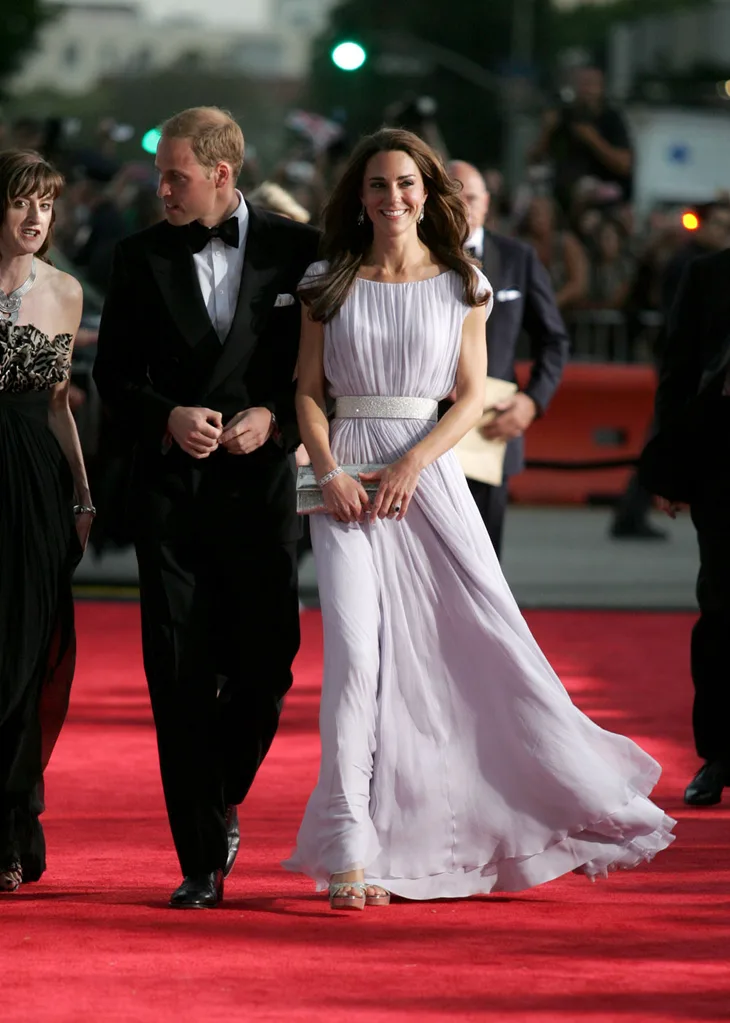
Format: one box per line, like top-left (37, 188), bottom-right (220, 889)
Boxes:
top-left (682, 212), bottom-right (700, 231)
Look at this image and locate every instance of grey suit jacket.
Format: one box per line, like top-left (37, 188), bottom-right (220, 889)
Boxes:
top-left (479, 232), bottom-right (569, 477)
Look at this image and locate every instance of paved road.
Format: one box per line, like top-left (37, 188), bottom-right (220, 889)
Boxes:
top-left (75, 505), bottom-right (698, 611)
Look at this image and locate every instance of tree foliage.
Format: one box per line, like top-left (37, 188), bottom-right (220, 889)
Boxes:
top-left (307, 0), bottom-right (553, 167)
top-left (0, 0), bottom-right (55, 97)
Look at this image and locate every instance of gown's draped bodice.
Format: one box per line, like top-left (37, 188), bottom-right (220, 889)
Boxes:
top-left (304, 262), bottom-right (493, 468)
top-left (322, 269), bottom-right (485, 401)
top-left (0, 320), bottom-right (72, 394)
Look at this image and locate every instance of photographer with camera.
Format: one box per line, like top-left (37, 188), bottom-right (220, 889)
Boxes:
top-left (530, 66), bottom-right (633, 215)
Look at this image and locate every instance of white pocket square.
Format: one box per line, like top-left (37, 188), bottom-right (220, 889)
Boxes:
top-left (496, 289), bottom-right (522, 302)
top-left (274, 293), bottom-right (296, 307)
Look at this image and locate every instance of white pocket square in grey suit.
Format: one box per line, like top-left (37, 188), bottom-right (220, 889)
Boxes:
top-left (274, 293), bottom-right (296, 307)
top-left (496, 289), bottom-right (522, 302)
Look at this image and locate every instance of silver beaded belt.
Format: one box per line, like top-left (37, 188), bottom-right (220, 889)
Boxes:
top-left (334, 396), bottom-right (438, 422)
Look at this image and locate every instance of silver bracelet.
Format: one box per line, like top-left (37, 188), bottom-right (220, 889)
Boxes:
top-left (317, 466), bottom-right (343, 488)
top-left (74, 504), bottom-right (97, 516)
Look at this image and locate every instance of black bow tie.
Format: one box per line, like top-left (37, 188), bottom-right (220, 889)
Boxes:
top-left (187, 216), bottom-right (239, 253)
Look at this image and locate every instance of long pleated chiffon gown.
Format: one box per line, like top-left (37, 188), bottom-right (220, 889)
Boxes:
top-left (284, 263), bottom-right (675, 898)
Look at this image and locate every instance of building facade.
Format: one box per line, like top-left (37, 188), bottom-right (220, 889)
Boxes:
top-left (609, 0), bottom-right (730, 99)
top-left (10, 0), bottom-right (317, 95)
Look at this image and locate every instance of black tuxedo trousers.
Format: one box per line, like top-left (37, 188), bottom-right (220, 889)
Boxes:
top-left (135, 452), bottom-right (299, 877)
top-left (641, 250), bottom-right (730, 766)
top-left (687, 398), bottom-right (730, 765)
top-left (466, 478), bottom-right (510, 560)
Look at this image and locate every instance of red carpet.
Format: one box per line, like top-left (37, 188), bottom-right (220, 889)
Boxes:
top-left (4, 604), bottom-right (730, 1022)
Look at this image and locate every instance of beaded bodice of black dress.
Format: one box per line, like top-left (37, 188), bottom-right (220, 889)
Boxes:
top-left (0, 319), bottom-right (81, 882)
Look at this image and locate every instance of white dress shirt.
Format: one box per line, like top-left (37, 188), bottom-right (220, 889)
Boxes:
top-left (466, 226), bottom-right (485, 260)
top-left (193, 190), bottom-right (249, 342)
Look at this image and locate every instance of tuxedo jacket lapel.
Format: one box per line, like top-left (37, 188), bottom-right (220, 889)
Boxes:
top-left (482, 233), bottom-right (503, 293)
top-left (147, 225), bottom-right (215, 349)
top-left (204, 204), bottom-right (279, 395)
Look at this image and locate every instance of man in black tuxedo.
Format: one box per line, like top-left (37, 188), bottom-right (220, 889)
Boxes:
top-left (448, 162), bottom-right (569, 558)
top-left (610, 202), bottom-right (730, 543)
top-left (640, 248), bottom-right (730, 806)
top-left (93, 107), bottom-right (319, 906)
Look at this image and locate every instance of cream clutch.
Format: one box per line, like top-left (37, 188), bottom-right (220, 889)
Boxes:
top-left (454, 376), bottom-right (519, 487)
top-left (296, 464), bottom-right (387, 514)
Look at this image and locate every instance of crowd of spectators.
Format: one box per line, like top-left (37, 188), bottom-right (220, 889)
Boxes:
top-left (4, 94), bottom-right (727, 363)
top-left (3, 87), bottom-right (730, 552)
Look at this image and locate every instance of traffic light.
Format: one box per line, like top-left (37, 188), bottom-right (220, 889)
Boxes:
top-left (141, 127), bottom-right (162, 155)
top-left (331, 41), bottom-right (367, 71)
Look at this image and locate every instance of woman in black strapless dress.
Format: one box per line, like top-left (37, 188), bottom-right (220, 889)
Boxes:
top-left (0, 149), bottom-right (94, 892)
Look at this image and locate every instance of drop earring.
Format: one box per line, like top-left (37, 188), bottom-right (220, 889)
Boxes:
top-left (418, 206), bottom-right (425, 224)
top-left (357, 207), bottom-right (365, 226)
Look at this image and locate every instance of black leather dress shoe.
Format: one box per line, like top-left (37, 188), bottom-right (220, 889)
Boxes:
top-left (169, 870), bottom-right (223, 909)
top-left (224, 805), bottom-right (240, 879)
top-left (684, 761), bottom-right (729, 806)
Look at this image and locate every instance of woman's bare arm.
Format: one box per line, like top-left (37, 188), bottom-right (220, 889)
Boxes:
top-left (47, 277), bottom-right (90, 505)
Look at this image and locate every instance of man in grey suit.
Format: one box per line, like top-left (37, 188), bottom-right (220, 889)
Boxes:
top-left (448, 162), bottom-right (570, 558)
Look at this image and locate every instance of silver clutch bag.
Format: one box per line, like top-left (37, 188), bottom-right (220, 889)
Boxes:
top-left (296, 464), bottom-right (386, 515)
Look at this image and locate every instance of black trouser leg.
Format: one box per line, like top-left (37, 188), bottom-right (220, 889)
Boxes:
top-left (466, 477), bottom-right (510, 560)
top-left (297, 515), bottom-right (312, 562)
top-left (611, 469), bottom-right (654, 531)
top-left (690, 480), bottom-right (730, 764)
top-left (214, 542), bottom-right (300, 807)
top-left (136, 539), bottom-right (224, 877)
top-left (136, 537), bottom-right (300, 877)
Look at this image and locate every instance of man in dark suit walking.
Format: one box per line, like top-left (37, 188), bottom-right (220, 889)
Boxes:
top-left (640, 248), bottom-right (730, 806)
top-left (448, 162), bottom-right (569, 558)
top-left (610, 202), bottom-right (730, 542)
top-left (93, 107), bottom-right (319, 907)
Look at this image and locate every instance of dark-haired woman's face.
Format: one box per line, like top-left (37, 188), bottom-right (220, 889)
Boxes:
top-left (1, 191), bottom-right (53, 257)
top-left (361, 150), bottom-right (427, 238)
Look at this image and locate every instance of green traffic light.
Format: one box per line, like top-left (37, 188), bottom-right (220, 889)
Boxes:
top-left (141, 127), bottom-right (162, 155)
top-left (331, 41), bottom-right (367, 71)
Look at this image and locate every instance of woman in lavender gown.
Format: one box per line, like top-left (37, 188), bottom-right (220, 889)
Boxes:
top-left (285, 129), bottom-right (675, 910)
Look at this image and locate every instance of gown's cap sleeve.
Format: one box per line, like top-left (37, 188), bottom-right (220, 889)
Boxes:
top-left (473, 267), bottom-right (494, 320)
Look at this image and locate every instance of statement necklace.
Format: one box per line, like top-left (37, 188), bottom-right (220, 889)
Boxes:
top-left (0, 259), bottom-right (38, 325)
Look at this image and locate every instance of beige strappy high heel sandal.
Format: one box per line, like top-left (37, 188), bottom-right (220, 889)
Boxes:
top-left (364, 885), bottom-right (391, 907)
top-left (328, 880), bottom-right (367, 910)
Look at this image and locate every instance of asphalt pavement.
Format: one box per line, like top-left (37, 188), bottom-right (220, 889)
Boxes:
top-left (74, 505), bottom-right (698, 611)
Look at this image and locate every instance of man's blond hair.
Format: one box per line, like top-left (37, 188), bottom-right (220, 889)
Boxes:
top-left (161, 107), bottom-right (244, 179)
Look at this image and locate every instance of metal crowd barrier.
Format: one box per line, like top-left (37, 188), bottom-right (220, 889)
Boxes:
top-left (564, 309), bottom-right (663, 364)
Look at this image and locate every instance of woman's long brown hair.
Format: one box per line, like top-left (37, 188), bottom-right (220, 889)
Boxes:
top-left (0, 149), bottom-right (64, 262)
top-left (300, 128), bottom-right (488, 322)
